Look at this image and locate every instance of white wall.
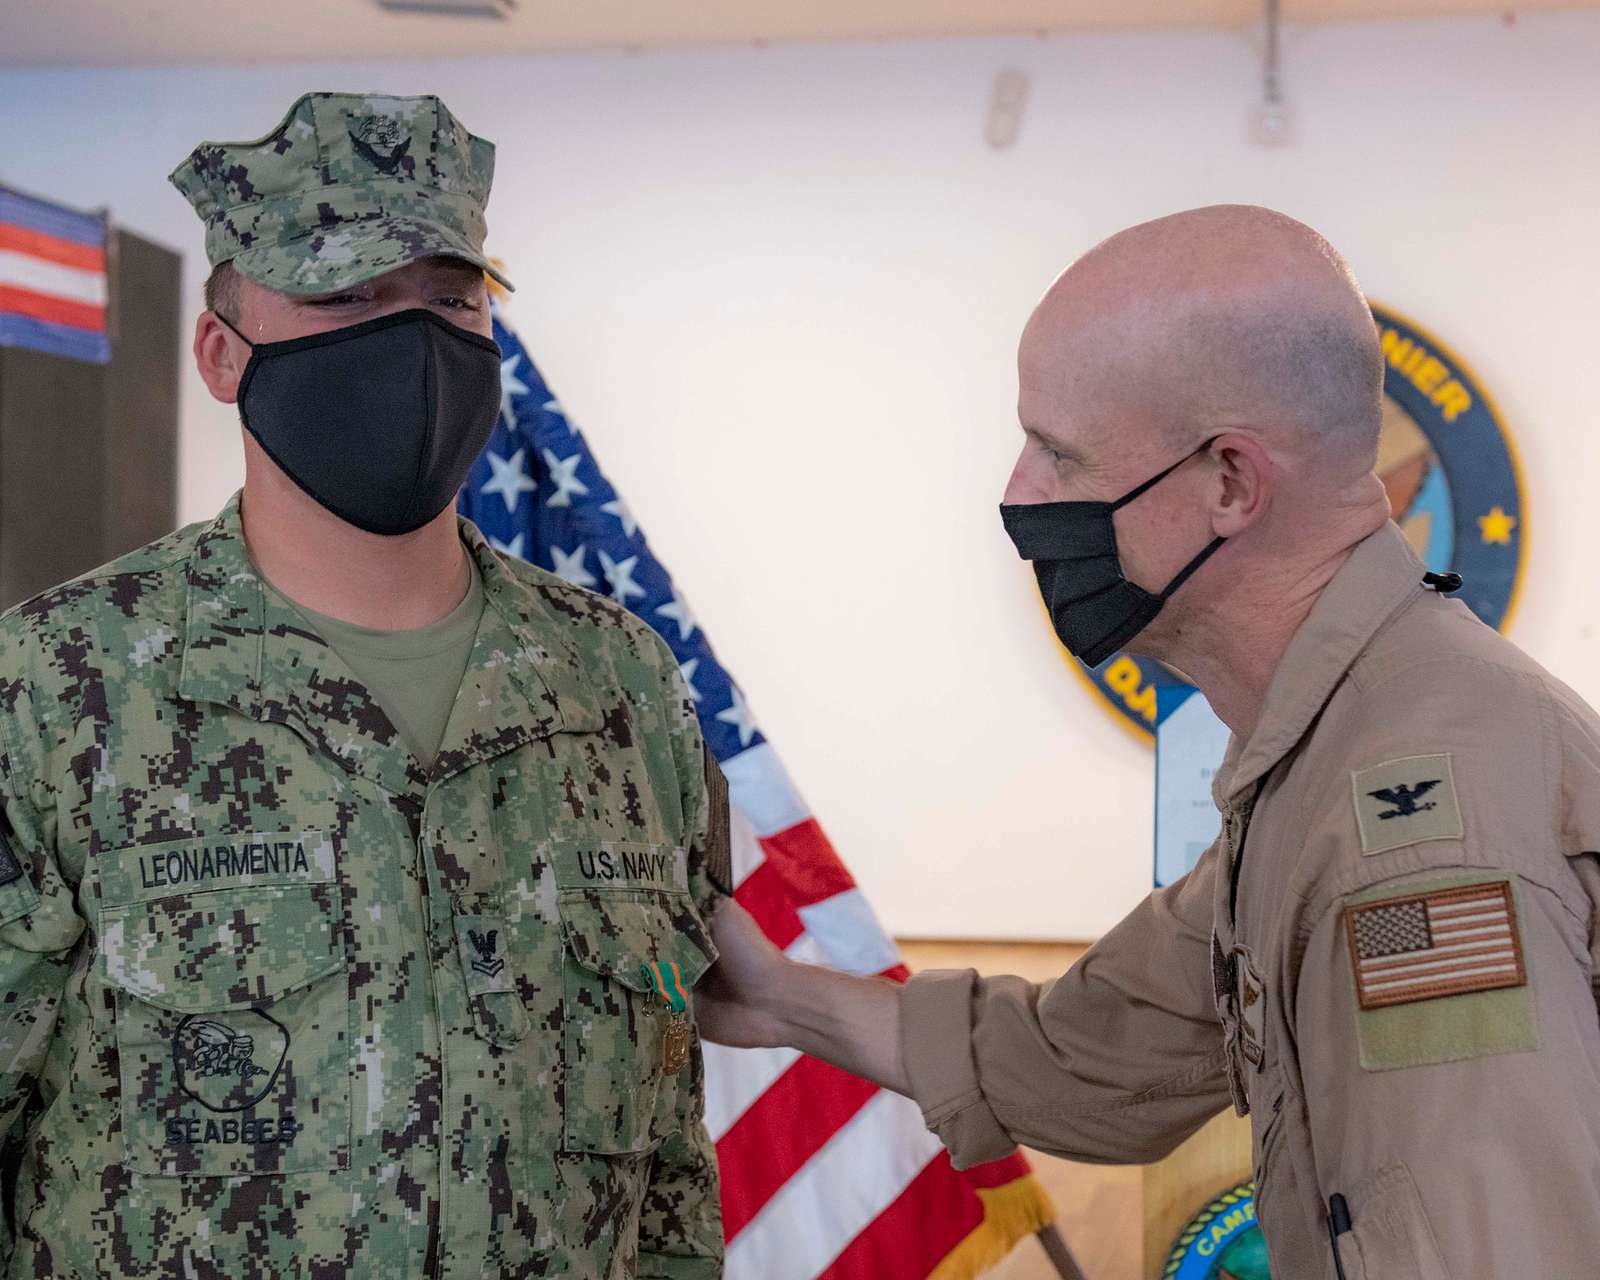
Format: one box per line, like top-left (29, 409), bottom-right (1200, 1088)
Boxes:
top-left (2, 14), bottom-right (1597, 939)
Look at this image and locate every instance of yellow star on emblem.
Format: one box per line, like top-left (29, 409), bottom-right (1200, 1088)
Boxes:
top-left (1478, 506), bottom-right (1517, 545)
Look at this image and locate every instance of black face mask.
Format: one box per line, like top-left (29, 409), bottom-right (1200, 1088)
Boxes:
top-left (998, 438), bottom-right (1225, 669)
top-left (219, 308), bottom-right (502, 536)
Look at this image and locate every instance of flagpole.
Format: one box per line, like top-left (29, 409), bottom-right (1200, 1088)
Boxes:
top-left (1036, 1224), bottom-right (1090, 1280)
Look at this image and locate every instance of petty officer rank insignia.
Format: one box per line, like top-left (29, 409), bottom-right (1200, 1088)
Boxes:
top-left (643, 960), bottom-right (691, 1074)
top-left (1343, 875), bottom-right (1536, 1071)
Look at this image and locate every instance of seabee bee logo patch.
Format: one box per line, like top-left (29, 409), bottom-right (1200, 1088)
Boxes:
top-left (1069, 303), bottom-right (1525, 739)
top-left (172, 1008), bottom-right (289, 1112)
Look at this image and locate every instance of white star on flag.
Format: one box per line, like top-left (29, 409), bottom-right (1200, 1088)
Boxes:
top-left (716, 686), bottom-right (759, 748)
top-left (601, 497), bottom-right (639, 538)
top-left (481, 448), bottom-right (538, 514)
top-left (549, 543), bottom-right (597, 588)
top-left (678, 657), bottom-right (702, 702)
top-left (655, 592), bottom-right (697, 642)
top-left (543, 397), bottom-right (581, 436)
top-left (488, 533), bottom-right (526, 559)
top-left (597, 550), bottom-right (646, 605)
top-left (542, 448), bottom-right (590, 508)
top-left (499, 354), bottom-right (530, 428)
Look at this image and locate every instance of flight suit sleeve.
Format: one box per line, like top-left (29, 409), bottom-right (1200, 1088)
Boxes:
top-left (899, 846), bottom-right (1232, 1167)
top-left (1289, 677), bottom-right (1600, 1278)
top-left (0, 661), bottom-right (87, 1263)
top-left (1294, 864), bottom-right (1600, 1278)
top-left (636, 639), bottom-right (724, 1277)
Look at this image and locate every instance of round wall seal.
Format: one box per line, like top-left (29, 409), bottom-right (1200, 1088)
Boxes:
top-left (1162, 1181), bottom-right (1269, 1280)
top-left (1067, 302), bottom-right (1526, 739)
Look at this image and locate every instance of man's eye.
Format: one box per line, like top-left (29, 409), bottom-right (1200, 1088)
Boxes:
top-left (437, 295), bottom-right (481, 311)
top-left (309, 293), bottom-right (364, 306)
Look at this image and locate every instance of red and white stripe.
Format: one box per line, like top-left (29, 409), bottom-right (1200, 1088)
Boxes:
top-left (0, 222), bottom-right (108, 333)
top-left (1355, 886), bottom-right (1520, 1008)
top-left (708, 742), bottom-right (1036, 1279)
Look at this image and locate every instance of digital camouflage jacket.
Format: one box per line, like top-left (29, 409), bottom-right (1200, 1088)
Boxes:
top-left (0, 490), bottom-right (724, 1279)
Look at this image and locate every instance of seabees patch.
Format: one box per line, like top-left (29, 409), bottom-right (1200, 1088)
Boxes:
top-left (1344, 874), bottom-right (1536, 1072)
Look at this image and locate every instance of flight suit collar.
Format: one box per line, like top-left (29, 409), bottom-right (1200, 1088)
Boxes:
top-left (1214, 521), bottom-right (1424, 807)
top-left (178, 490), bottom-right (603, 798)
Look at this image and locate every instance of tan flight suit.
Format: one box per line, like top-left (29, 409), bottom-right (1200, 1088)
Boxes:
top-left (900, 523), bottom-right (1600, 1276)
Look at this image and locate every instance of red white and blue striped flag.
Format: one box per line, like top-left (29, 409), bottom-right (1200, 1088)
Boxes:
top-left (0, 186), bottom-right (110, 365)
top-left (460, 306), bottom-right (1053, 1280)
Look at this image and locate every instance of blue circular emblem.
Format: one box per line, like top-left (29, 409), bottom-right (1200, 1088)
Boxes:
top-left (1075, 302), bottom-right (1526, 738)
top-left (1163, 1182), bottom-right (1269, 1280)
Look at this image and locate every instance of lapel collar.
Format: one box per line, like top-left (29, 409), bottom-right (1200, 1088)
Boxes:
top-left (178, 490), bottom-right (428, 800)
top-left (179, 496), bottom-right (607, 795)
top-left (428, 515), bottom-right (605, 784)
top-left (1215, 522), bottom-right (1424, 806)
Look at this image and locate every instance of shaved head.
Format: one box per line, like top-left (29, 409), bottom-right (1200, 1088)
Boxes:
top-left (1019, 205), bottom-right (1382, 479)
top-left (1003, 205), bottom-right (1394, 736)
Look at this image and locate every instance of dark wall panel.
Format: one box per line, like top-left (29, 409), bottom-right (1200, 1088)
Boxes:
top-left (0, 229), bottom-right (179, 611)
top-left (0, 340), bottom-right (108, 607)
top-left (103, 233), bottom-right (181, 558)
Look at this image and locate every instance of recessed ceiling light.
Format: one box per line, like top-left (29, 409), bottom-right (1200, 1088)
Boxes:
top-left (374, 0), bottom-right (515, 18)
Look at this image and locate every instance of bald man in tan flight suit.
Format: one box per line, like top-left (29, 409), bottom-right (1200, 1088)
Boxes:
top-left (696, 205), bottom-right (1600, 1277)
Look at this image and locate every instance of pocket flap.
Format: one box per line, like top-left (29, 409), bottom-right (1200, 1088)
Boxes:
top-left (99, 883), bottom-right (345, 1014)
top-left (556, 887), bottom-right (716, 996)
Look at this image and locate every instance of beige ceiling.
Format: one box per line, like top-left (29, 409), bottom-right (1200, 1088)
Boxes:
top-left (2, 0), bottom-right (1595, 66)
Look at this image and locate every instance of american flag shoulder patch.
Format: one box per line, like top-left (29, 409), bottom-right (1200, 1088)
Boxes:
top-left (1345, 880), bottom-right (1525, 1010)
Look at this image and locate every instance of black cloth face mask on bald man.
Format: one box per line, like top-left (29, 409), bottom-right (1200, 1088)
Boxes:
top-left (218, 307), bottom-right (503, 537)
top-left (999, 436), bottom-right (1225, 668)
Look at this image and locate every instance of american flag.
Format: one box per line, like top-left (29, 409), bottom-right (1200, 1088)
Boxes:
top-left (0, 185), bottom-right (110, 364)
top-left (460, 307), bottom-right (1053, 1280)
top-left (1346, 881), bottom-right (1525, 1011)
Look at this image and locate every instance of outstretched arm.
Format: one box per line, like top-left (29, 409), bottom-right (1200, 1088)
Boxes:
top-left (701, 848), bottom-right (1232, 1168)
top-left (697, 898), bottom-right (909, 1093)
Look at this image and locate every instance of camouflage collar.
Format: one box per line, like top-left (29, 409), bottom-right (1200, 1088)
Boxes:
top-left (178, 491), bottom-right (602, 799)
top-left (432, 514), bottom-right (606, 781)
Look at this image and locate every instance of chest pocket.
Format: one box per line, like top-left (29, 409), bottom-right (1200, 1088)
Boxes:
top-left (96, 838), bottom-right (351, 1178)
top-left (557, 884), bottom-right (716, 1155)
top-left (1326, 1164), bottom-right (1450, 1280)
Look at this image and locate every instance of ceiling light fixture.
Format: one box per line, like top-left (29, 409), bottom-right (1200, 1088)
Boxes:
top-left (374, 0), bottom-right (515, 18)
top-left (986, 68), bottom-right (1030, 150)
top-left (1249, 0), bottom-right (1294, 146)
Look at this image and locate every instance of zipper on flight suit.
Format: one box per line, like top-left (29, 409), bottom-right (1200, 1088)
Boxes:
top-left (1227, 777), bottom-right (1267, 927)
top-left (1215, 778), bottom-right (1264, 1001)
top-left (1219, 777), bottom-right (1267, 1117)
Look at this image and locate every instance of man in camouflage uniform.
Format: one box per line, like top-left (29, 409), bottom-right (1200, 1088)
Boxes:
top-left (0, 92), bottom-right (727, 1278)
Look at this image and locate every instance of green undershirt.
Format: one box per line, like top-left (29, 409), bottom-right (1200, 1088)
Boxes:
top-left (253, 552), bottom-right (486, 771)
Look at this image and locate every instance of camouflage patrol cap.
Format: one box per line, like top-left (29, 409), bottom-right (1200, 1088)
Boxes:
top-left (169, 91), bottom-right (514, 295)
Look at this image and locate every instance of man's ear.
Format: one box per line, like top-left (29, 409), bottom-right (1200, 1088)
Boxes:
top-left (193, 311), bottom-right (248, 405)
top-left (1209, 434), bottom-right (1271, 537)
